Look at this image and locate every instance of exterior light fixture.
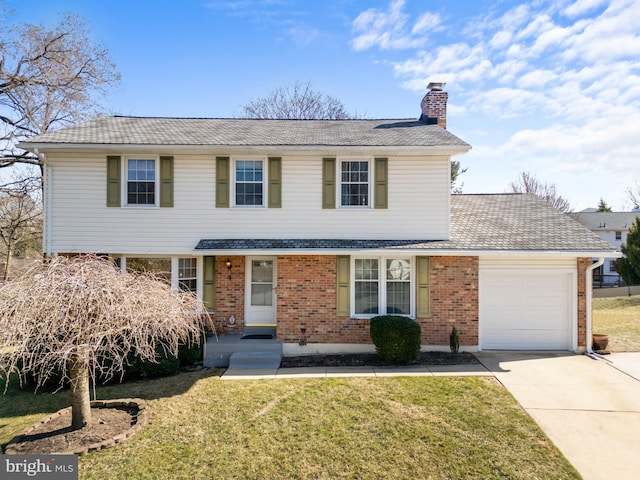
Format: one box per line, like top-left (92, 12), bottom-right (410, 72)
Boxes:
top-left (225, 258), bottom-right (232, 270)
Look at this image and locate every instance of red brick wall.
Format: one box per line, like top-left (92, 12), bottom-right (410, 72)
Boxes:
top-left (577, 257), bottom-right (590, 348)
top-left (212, 254), bottom-right (481, 347)
top-left (426, 256), bottom-right (479, 347)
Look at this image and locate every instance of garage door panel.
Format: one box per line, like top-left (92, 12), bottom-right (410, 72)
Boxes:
top-left (480, 267), bottom-right (575, 350)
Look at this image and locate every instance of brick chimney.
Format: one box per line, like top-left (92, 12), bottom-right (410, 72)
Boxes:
top-left (420, 82), bottom-right (448, 129)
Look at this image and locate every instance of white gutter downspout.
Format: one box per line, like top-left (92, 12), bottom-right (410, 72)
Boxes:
top-left (585, 257), bottom-right (605, 359)
top-left (35, 149), bottom-right (52, 258)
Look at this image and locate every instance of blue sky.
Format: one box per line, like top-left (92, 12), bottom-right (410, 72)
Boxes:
top-left (6, 0), bottom-right (640, 211)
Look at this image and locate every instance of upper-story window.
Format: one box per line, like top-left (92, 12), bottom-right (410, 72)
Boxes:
top-left (235, 159), bottom-right (264, 207)
top-left (340, 160), bottom-right (370, 207)
top-left (127, 158), bottom-right (156, 205)
top-left (615, 231), bottom-right (622, 240)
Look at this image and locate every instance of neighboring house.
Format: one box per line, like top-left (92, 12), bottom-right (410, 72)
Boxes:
top-left (576, 211), bottom-right (640, 286)
top-left (19, 84), bottom-right (618, 356)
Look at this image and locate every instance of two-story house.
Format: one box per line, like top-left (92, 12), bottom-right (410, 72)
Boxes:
top-left (19, 84), bottom-right (617, 362)
top-left (576, 211), bottom-right (640, 287)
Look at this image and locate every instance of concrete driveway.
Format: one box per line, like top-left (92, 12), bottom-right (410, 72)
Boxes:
top-left (476, 351), bottom-right (640, 480)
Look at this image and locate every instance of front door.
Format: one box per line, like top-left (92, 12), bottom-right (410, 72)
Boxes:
top-left (245, 257), bottom-right (276, 326)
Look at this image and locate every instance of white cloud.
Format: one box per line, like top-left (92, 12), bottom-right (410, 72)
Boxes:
top-left (350, 0), bottom-right (440, 51)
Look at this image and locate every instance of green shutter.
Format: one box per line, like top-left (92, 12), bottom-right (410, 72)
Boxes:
top-left (159, 156), bottom-right (174, 207)
top-left (336, 255), bottom-right (350, 316)
top-left (203, 256), bottom-right (216, 312)
top-left (322, 158), bottom-right (336, 209)
top-left (416, 256), bottom-right (431, 317)
top-left (268, 157), bottom-right (282, 208)
top-left (106, 155), bottom-right (121, 207)
top-left (216, 157), bottom-right (230, 208)
top-left (374, 157), bottom-right (388, 209)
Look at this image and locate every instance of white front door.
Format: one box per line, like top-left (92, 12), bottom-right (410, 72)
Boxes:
top-left (245, 257), bottom-right (276, 326)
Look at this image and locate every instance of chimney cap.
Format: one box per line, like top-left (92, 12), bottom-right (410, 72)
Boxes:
top-left (427, 82), bottom-right (446, 91)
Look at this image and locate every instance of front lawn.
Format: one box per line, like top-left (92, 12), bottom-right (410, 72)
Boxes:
top-left (593, 295), bottom-right (640, 351)
top-left (1, 370), bottom-right (579, 479)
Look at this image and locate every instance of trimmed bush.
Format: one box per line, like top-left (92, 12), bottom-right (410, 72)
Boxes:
top-left (370, 315), bottom-right (421, 365)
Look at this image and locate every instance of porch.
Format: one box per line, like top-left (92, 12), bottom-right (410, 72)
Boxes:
top-left (204, 327), bottom-right (283, 369)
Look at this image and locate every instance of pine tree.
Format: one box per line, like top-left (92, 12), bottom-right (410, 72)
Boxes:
top-left (613, 218), bottom-right (640, 286)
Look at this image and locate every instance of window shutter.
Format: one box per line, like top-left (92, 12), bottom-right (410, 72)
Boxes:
top-left (336, 255), bottom-right (350, 316)
top-left (268, 157), bottom-right (282, 208)
top-left (106, 155), bottom-right (121, 207)
top-left (322, 158), bottom-right (336, 209)
top-left (416, 256), bottom-right (431, 317)
top-left (159, 156), bottom-right (174, 207)
top-left (374, 157), bottom-right (388, 209)
top-left (216, 157), bottom-right (230, 208)
top-left (203, 256), bottom-right (216, 312)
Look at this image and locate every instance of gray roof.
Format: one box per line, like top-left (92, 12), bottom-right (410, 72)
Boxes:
top-left (575, 211), bottom-right (640, 231)
top-left (195, 194), bottom-right (616, 254)
top-left (20, 116), bottom-right (470, 149)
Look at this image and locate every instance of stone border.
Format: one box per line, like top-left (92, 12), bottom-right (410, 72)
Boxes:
top-left (4, 398), bottom-right (150, 456)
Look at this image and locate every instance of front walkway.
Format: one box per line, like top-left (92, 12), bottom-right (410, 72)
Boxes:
top-left (221, 362), bottom-right (491, 380)
top-left (476, 351), bottom-right (640, 480)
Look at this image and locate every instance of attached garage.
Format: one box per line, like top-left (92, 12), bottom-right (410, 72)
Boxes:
top-left (479, 258), bottom-right (577, 350)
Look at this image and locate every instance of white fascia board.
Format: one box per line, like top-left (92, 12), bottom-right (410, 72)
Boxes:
top-left (193, 248), bottom-right (621, 257)
top-left (18, 143), bottom-right (471, 157)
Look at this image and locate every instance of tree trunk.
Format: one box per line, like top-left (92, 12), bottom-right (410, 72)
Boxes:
top-left (69, 350), bottom-right (91, 429)
top-left (2, 243), bottom-right (12, 281)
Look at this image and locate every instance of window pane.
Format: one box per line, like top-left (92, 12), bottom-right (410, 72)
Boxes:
top-left (387, 259), bottom-right (410, 281)
top-left (251, 284), bottom-right (273, 306)
top-left (355, 281), bottom-right (378, 314)
top-left (127, 257), bottom-right (171, 283)
top-left (355, 259), bottom-right (378, 280)
top-left (252, 260), bottom-right (273, 282)
top-left (235, 160), bottom-right (263, 206)
top-left (127, 159), bottom-right (155, 205)
top-left (387, 282), bottom-right (410, 315)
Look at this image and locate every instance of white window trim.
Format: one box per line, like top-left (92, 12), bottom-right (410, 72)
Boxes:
top-left (351, 256), bottom-right (415, 319)
top-left (122, 155), bottom-right (160, 208)
top-left (232, 156), bottom-right (267, 208)
top-left (338, 157), bottom-right (373, 209)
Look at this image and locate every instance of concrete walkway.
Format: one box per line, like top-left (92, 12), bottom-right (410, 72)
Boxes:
top-left (221, 362), bottom-right (491, 380)
top-left (476, 351), bottom-right (640, 480)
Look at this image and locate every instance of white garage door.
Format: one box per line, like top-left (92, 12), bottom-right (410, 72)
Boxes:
top-left (480, 261), bottom-right (576, 350)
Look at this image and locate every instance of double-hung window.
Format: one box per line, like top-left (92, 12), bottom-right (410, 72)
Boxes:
top-left (353, 257), bottom-right (413, 317)
top-left (340, 160), bottom-right (370, 207)
top-left (235, 159), bottom-right (264, 206)
top-left (127, 158), bottom-right (156, 205)
top-left (178, 258), bottom-right (197, 292)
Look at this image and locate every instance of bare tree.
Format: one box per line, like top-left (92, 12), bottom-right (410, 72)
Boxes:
top-left (628, 181), bottom-right (640, 210)
top-left (509, 171), bottom-right (572, 213)
top-left (0, 11), bottom-right (120, 171)
top-left (0, 255), bottom-right (211, 430)
top-left (0, 167), bottom-right (42, 280)
top-left (241, 81), bottom-right (352, 120)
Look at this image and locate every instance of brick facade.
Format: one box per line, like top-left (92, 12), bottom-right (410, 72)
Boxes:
top-left (213, 254), bottom-right (480, 348)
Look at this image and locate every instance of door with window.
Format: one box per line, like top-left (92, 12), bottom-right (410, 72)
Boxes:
top-left (245, 257), bottom-right (276, 326)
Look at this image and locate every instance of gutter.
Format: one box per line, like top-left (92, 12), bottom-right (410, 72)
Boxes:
top-left (585, 257), bottom-right (605, 359)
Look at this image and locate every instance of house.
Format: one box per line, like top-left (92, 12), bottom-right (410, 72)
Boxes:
top-left (576, 211), bottom-right (640, 287)
top-left (19, 84), bottom-right (618, 363)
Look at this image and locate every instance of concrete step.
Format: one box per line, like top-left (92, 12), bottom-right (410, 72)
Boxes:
top-left (241, 326), bottom-right (276, 339)
top-left (228, 351), bottom-right (282, 370)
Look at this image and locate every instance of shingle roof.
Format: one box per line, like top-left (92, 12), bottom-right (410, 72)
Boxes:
top-left (20, 116), bottom-right (470, 148)
top-left (195, 194), bottom-right (616, 254)
top-left (575, 211), bottom-right (640, 231)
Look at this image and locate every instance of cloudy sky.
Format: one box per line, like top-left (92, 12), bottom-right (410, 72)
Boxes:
top-left (7, 0), bottom-right (640, 211)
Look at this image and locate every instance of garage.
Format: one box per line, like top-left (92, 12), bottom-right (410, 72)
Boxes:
top-left (479, 258), bottom-right (576, 350)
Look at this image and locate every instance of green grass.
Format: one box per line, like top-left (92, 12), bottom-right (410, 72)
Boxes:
top-left (1, 371), bottom-right (579, 480)
top-left (593, 295), bottom-right (640, 351)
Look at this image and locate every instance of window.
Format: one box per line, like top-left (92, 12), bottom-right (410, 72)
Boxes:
top-left (340, 160), bottom-right (369, 207)
top-left (127, 159), bottom-right (156, 205)
top-left (354, 257), bottom-right (413, 317)
top-left (615, 231), bottom-right (622, 240)
top-left (235, 160), bottom-right (264, 206)
top-left (178, 258), bottom-right (197, 292)
top-left (126, 257), bottom-right (171, 283)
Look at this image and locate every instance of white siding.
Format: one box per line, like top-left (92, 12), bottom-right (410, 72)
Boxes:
top-left (47, 152), bottom-right (451, 254)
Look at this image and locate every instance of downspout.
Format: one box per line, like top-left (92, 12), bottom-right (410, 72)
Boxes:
top-left (585, 257), bottom-right (605, 359)
top-left (36, 149), bottom-right (52, 258)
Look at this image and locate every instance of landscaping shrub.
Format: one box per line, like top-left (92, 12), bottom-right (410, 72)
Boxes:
top-left (370, 315), bottom-right (421, 365)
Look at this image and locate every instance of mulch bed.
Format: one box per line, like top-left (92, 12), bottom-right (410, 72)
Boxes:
top-left (280, 351), bottom-right (479, 368)
top-left (4, 399), bottom-right (149, 456)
